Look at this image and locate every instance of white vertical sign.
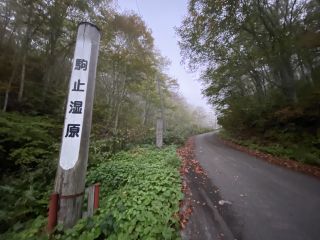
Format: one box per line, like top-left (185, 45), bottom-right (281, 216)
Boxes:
top-left (54, 22), bottom-right (100, 228)
top-left (59, 36), bottom-right (92, 170)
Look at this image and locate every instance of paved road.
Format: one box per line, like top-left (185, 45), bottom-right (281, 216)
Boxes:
top-left (182, 132), bottom-right (320, 240)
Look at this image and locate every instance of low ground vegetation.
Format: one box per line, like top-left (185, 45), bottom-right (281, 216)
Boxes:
top-left (0, 112), bottom-right (191, 239)
top-left (1, 143), bottom-right (183, 240)
top-left (220, 122), bottom-right (320, 166)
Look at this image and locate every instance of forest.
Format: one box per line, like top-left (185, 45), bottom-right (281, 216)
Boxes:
top-left (0, 0), bottom-right (209, 239)
top-left (1, 0), bottom-right (319, 239)
top-left (178, 0), bottom-right (320, 165)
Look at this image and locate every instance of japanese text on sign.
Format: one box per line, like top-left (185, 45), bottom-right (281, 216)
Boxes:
top-left (59, 40), bottom-right (92, 170)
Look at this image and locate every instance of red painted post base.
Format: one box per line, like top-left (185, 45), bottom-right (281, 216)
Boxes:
top-left (47, 192), bottom-right (59, 233)
top-left (93, 183), bottom-right (100, 210)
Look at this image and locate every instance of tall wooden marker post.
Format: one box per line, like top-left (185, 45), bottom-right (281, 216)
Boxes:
top-left (54, 22), bottom-right (100, 228)
top-left (156, 75), bottom-right (164, 148)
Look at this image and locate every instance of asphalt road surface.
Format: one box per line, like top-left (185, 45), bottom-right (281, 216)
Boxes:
top-left (182, 132), bottom-right (320, 240)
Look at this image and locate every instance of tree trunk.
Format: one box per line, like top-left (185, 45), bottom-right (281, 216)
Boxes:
top-left (114, 102), bottom-right (121, 132)
top-left (279, 57), bottom-right (297, 103)
top-left (299, 57), bottom-right (313, 86)
top-left (250, 70), bottom-right (265, 101)
top-left (143, 100), bottom-right (149, 126)
top-left (41, 57), bottom-right (54, 103)
top-left (17, 3), bottom-right (33, 103)
top-left (3, 59), bottom-right (19, 112)
top-left (0, 5), bottom-right (11, 45)
top-left (18, 54), bottom-right (26, 102)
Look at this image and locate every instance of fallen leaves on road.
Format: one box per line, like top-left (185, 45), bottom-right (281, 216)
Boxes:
top-left (177, 138), bottom-right (195, 230)
top-left (177, 137), bottom-right (208, 229)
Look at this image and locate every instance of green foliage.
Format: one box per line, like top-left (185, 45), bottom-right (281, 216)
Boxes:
top-left (0, 216), bottom-right (47, 240)
top-left (0, 170), bottom-right (53, 233)
top-left (82, 146), bottom-right (182, 240)
top-left (221, 129), bottom-right (320, 166)
top-left (0, 0), bottom-right (210, 238)
top-left (1, 145), bottom-right (183, 240)
top-left (164, 126), bottom-right (212, 146)
top-left (0, 112), bottom-right (60, 234)
top-left (0, 112), bottom-right (60, 170)
top-left (178, 0), bottom-right (320, 166)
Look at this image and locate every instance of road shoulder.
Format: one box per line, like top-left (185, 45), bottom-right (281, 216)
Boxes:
top-left (219, 135), bottom-right (320, 179)
top-left (178, 138), bottom-right (236, 240)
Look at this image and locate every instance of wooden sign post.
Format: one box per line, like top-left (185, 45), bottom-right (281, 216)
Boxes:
top-left (54, 22), bottom-right (100, 228)
top-left (156, 75), bottom-right (164, 148)
top-left (156, 118), bottom-right (163, 148)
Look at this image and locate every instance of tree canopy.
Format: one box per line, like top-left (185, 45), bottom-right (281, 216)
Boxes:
top-left (178, 0), bottom-right (320, 164)
top-left (0, 0), bottom-right (210, 143)
top-left (0, 1), bottom-right (212, 235)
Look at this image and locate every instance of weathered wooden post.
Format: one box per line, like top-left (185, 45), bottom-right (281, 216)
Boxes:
top-left (83, 183), bottom-right (100, 218)
top-left (156, 75), bottom-right (164, 148)
top-left (156, 117), bottom-right (163, 148)
top-left (54, 22), bottom-right (100, 228)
